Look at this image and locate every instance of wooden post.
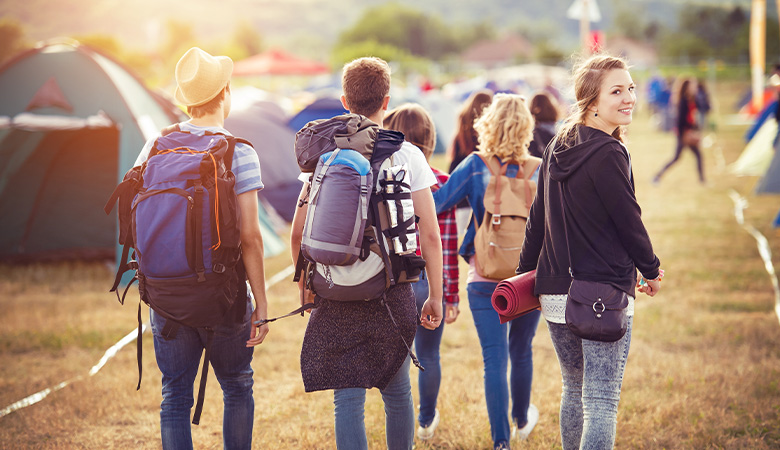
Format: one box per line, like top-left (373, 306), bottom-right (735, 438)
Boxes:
top-left (581, 0), bottom-right (591, 54)
top-left (751, 0), bottom-right (767, 111)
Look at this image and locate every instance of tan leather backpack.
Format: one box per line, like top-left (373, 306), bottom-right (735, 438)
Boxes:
top-left (474, 153), bottom-right (541, 280)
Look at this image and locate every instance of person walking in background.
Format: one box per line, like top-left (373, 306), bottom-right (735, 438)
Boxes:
top-left (695, 78), bottom-right (712, 131)
top-left (133, 47), bottom-right (270, 450)
top-left (384, 103), bottom-right (460, 441)
top-left (447, 89), bottom-right (493, 235)
top-left (653, 76), bottom-right (706, 184)
top-left (433, 94), bottom-right (542, 450)
top-left (517, 53), bottom-right (663, 450)
top-left (291, 57), bottom-right (444, 450)
top-left (529, 92), bottom-right (560, 158)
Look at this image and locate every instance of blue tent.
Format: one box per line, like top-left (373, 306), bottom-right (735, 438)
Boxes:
top-left (288, 97), bottom-right (347, 133)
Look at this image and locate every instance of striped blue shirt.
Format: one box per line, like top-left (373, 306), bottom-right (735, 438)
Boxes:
top-left (134, 122), bottom-right (263, 195)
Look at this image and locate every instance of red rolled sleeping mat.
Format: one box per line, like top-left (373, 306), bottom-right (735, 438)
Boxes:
top-left (491, 270), bottom-right (540, 324)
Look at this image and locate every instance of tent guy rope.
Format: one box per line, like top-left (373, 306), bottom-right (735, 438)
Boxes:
top-left (729, 190), bottom-right (780, 326)
top-left (0, 263), bottom-right (296, 420)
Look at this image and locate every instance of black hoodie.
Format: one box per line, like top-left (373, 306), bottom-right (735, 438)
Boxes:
top-left (517, 125), bottom-right (660, 296)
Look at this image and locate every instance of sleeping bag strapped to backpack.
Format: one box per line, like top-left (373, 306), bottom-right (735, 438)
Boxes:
top-left (104, 124), bottom-right (250, 425)
top-left (294, 114), bottom-right (425, 302)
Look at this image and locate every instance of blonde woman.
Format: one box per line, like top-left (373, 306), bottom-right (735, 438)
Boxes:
top-left (433, 94), bottom-right (542, 450)
top-left (518, 54), bottom-right (662, 449)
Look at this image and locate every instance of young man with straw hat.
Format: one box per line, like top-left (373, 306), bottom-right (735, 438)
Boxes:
top-left (133, 47), bottom-right (269, 450)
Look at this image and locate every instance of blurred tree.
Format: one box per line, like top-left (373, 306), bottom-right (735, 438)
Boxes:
top-left (72, 34), bottom-right (156, 86)
top-left (454, 20), bottom-right (497, 49)
top-left (534, 40), bottom-right (567, 66)
top-left (230, 21), bottom-right (264, 60)
top-left (0, 18), bottom-right (30, 66)
top-left (331, 40), bottom-right (431, 78)
top-left (159, 20), bottom-right (198, 71)
top-left (610, 5), bottom-right (647, 41)
top-left (72, 34), bottom-right (123, 57)
top-left (655, 5), bottom-right (759, 65)
top-left (336, 3), bottom-right (483, 61)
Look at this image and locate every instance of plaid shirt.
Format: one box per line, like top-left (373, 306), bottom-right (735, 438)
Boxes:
top-left (430, 167), bottom-right (460, 305)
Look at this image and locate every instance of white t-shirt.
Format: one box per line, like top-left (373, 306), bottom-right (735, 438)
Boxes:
top-left (298, 141), bottom-right (436, 191)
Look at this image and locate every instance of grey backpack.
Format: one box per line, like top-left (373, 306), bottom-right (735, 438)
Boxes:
top-left (294, 114), bottom-right (425, 302)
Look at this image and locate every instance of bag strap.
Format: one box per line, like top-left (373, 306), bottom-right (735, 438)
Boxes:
top-left (556, 137), bottom-right (623, 278)
top-left (381, 294), bottom-right (424, 371)
top-left (254, 302), bottom-right (317, 326)
top-left (477, 153), bottom-right (535, 229)
top-left (558, 179), bottom-right (575, 278)
top-left (192, 330), bottom-right (213, 425)
top-left (193, 180), bottom-right (206, 282)
top-left (136, 299), bottom-right (143, 390)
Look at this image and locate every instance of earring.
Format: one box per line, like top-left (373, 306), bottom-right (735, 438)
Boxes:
top-left (594, 111), bottom-right (598, 117)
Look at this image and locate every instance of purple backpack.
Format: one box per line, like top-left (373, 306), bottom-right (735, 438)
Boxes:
top-left (105, 125), bottom-right (250, 425)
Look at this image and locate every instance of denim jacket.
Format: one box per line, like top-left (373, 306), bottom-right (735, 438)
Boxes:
top-left (432, 153), bottom-right (539, 262)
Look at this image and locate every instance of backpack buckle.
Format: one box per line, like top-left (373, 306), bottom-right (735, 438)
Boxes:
top-left (491, 214), bottom-right (501, 225)
top-left (213, 263), bottom-right (226, 274)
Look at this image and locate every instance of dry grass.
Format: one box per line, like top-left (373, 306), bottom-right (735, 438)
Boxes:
top-left (2, 81), bottom-right (780, 449)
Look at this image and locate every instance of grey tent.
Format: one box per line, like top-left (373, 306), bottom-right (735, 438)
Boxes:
top-left (225, 89), bottom-right (302, 222)
top-left (756, 137), bottom-right (780, 194)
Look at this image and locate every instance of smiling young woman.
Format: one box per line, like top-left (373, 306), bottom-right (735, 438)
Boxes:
top-left (517, 53), bottom-right (662, 450)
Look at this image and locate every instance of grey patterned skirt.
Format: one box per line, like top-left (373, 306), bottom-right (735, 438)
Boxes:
top-left (300, 283), bottom-right (417, 392)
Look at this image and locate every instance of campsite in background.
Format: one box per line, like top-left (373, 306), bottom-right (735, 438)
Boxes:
top-left (1, 0), bottom-right (780, 448)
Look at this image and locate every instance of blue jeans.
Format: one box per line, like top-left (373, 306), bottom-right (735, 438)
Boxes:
top-left (547, 317), bottom-right (633, 450)
top-left (467, 282), bottom-right (541, 447)
top-left (150, 301), bottom-right (254, 450)
top-left (411, 270), bottom-right (445, 427)
top-left (333, 356), bottom-right (414, 450)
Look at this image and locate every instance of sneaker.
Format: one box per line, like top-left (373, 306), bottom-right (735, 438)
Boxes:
top-left (511, 404), bottom-right (539, 440)
top-left (416, 408), bottom-right (440, 440)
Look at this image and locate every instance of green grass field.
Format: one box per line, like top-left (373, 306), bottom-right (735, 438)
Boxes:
top-left (1, 81), bottom-right (779, 449)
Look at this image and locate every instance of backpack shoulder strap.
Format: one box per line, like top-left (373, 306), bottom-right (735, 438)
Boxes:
top-left (476, 152), bottom-right (500, 176)
top-left (519, 156), bottom-right (542, 211)
top-left (161, 123), bottom-right (181, 136)
top-left (522, 157), bottom-right (542, 182)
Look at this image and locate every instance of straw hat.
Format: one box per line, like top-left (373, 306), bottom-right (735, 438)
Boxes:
top-left (174, 47), bottom-right (233, 107)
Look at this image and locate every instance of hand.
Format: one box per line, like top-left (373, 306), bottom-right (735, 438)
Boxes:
top-left (298, 278), bottom-right (315, 313)
top-left (640, 279), bottom-right (661, 297)
top-left (444, 303), bottom-right (460, 324)
top-left (420, 296), bottom-right (443, 330)
top-left (246, 309), bottom-right (269, 347)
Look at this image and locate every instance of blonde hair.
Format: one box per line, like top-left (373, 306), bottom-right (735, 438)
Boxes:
top-left (384, 103), bottom-right (436, 160)
top-left (474, 93), bottom-right (534, 162)
top-left (341, 57), bottom-right (391, 117)
top-left (556, 53), bottom-right (630, 146)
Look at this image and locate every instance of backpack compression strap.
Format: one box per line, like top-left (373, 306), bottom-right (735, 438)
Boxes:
top-left (192, 330), bottom-right (213, 425)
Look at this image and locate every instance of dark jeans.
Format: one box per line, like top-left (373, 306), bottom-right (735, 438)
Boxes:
top-left (655, 137), bottom-right (705, 182)
top-left (150, 301), bottom-right (254, 450)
